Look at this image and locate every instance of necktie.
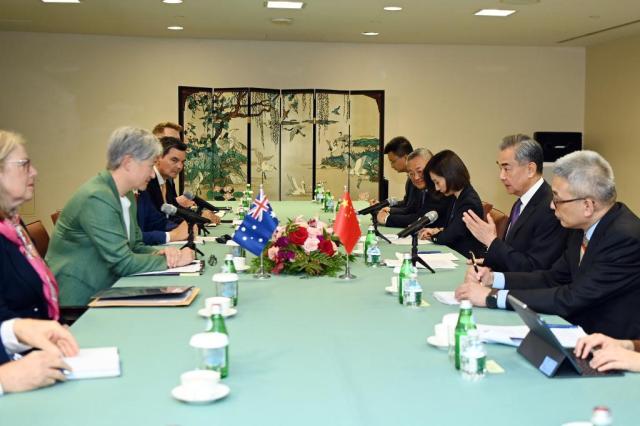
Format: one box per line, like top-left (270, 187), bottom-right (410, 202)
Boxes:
top-left (505, 199), bottom-right (522, 238)
top-left (160, 182), bottom-right (167, 203)
top-left (579, 235), bottom-right (589, 264)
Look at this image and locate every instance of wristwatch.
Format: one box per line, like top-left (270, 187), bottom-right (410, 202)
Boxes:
top-left (485, 291), bottom-right (499, 309)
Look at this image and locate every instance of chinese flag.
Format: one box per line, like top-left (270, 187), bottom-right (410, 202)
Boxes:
top-left (333, 191), bottom-right (361, 254)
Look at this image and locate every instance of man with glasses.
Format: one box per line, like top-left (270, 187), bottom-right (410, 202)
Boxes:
top-left (455, 150), bottom-right (640, 339)
top-left (376, 137), bottom-right (414, 225)
top-left (462, 134), bottom-right (567, 271)
top-left (378, 148), bottom-right (451, 228)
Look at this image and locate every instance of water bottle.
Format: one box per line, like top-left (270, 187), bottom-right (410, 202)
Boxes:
top-left (366, 239), bottom-right (381, 267)
top-left (221, 254), bottom-right (237, 274)
top-left (313, 184), bottom-right (319, 203)
top-left (364, 226), bottom-right (376, 265)
top-left (460, 329), bottom-right (486, 380)
top-left (206, 305), bottom-right (229, 378)
top-left (398, 254), bottom-right (412, 305)
top-left (403, 272), bottom-right (422, 307)
top-left (455, 300), bottom-right (477, 370)
top-left (317, 183), bottom-right (325, 205)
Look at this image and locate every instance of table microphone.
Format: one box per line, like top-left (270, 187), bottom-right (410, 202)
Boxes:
top-left (183, 191), bottom-right (220, 212)
top-left (161, 203), bottom-right (211, 224)
top-left (397, 211), bottom-right (439, 238)
top-left (358, 197), bottom-right (398, 216)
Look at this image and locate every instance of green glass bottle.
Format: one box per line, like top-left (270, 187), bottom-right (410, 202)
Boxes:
top-left (207, 305), bottom-right (229, 378)
top-left (222, 254), bottom-right (237, 274)
top-left (364, 226), bottom-right (376, 265)
top-left (398, 253), bottom-right (412, 305)
top-left (323, 190), bottom-right (332, 212)
top-left (455, 300), bottom-right (477, 370)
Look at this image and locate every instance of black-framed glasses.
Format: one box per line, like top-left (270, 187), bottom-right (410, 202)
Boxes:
top-left (552, 197), bottom-right (586, 207)
top-left (208, 254), bottom-right (218, 267)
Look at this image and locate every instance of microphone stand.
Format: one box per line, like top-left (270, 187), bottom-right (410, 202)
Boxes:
top-left (370, 211), bottom-right (392, 244)
top-left (194, 207), bottom-right (211, 236)
top-left (410, 232), bottom-right (435, 273)
top-left (181, 219), bottom-right (205, 258)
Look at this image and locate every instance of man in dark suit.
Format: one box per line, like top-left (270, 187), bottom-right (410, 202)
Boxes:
top-left (143, 136), bottom-right (220, 225)
top-left (379, 136), bottom-right (414, 215)
top-left (462, 134), bottom-right (567, 271)
top-left (137, 190), bottom-right (191, 246)
top-left (456, 151), bottom-right (640, 339)
top-left (378, 148), bottom-right (451, 229)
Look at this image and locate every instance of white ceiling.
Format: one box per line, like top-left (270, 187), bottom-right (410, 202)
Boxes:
top-left (1, 0), bottom-right (640, 46)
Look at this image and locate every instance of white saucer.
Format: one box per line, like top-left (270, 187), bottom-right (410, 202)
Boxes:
top-left (385, 286), bottom-right (398, 294)
top-left (171, 383), bottom-right (230, 404)
top-left (427, 336), bottom-right (448, 349)
top-left (198, 307), bottom-right (238, 318)
top-left (234, 265), bottom-right (250, 272)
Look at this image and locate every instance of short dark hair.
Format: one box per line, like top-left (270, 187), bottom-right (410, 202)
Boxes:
top-left (152, 122), bottom-right (183, 137)
top-left (159, 136), bottom-right (187, 157)
top-left (426, 150), bottom-right (470, 192)
top-left (500, 134), bottom-right (544, 174)
top-left (383, 136), bottom-right (413, 157)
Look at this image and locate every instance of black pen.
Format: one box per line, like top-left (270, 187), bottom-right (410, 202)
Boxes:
top-left (469, 251), bottom-right (479, 274)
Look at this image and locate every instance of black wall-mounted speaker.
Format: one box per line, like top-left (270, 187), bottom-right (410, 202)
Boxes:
top-left (533, 131), bottom-right (582, 162)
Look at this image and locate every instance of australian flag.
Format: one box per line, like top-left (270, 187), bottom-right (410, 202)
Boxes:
top-left (232, 187), bottom-right (279, 256)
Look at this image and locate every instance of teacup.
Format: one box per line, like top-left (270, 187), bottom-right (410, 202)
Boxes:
top-left (205, 296), bottom-right (231, 313)
top-left (180, 369), bottom-right (220, 394)
top-left (232, 256), bottom-right (246, 269)
top-left (434, 323), bottom-right (449, 346)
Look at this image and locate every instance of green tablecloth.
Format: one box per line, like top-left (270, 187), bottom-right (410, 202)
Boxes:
top-left (3, 202), bottom-right (637, 425)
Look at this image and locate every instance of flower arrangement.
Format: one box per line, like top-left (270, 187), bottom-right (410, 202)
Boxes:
top-left (251, 217), bottom-right (351, 277)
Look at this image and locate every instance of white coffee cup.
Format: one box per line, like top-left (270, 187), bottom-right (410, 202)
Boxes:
top-left (180, 369), bottom-right (220, 393)
top-left (205, 296), bottom-right (231, 313)
top-left (391, 276), bottom-right (398, 290)
top-left (233, 256), bottom-right (246, 269)
top-left (434, 323), bottom-right (449, 345)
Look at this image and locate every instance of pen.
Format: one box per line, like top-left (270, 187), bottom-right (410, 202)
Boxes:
top-left (469, 251), bottom-right (479, 273)
top-left (546, 324), bottom-right (578, 329)
top-left (418, 250), bottom-right (441, 254)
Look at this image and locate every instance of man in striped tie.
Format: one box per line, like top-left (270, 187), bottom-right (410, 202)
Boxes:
top-left (456, 150), bottom-right (640, 339)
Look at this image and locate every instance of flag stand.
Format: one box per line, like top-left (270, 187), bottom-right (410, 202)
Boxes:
top-left (254, 253), bottom-right (271, 280)
top-left (338, 253), bottom-right (356, 280)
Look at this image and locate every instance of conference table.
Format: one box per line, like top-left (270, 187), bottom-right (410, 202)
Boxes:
top-left (4, 201), bottom-right (638, 425)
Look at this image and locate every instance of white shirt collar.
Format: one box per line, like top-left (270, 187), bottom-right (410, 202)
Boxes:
top-left (154, 166), bottom-right (166, 186)
top-left (519, 177), bottom-right (545, 210)
top-left (120, 196), bottom-right (132, 240)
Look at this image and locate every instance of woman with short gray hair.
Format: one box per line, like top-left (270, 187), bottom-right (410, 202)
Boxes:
top-left (46, 127), bottom-right (194, 306)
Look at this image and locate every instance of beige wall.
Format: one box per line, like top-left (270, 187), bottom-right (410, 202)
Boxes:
top-left (586, 33), bottom-right (640, 213)
top-left (0, 31), bottom-right (585, 228)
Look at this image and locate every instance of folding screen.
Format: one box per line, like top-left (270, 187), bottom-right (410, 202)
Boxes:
top-left (179, 87), bottom-right (384, 201)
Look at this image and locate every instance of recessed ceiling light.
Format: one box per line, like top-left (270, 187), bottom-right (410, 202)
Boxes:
top-left (500, 0), bottom-right (539, 4)
top-left (271, 17), bottom-right (294, 25)
top-left (41, 0), bottom-right (81, 3)
top-left (167, 25), bottom-right (184, 31)
top-left (475, 9), bottom-right (516, 17)
top-left (162, 0), bottom-right (183, 3)
top-left (361, 32), bottom-right (380, 36)
top-left (266, 1), bottom-right (304, 9)
top-left (383, 6), bottom-right (403, 11)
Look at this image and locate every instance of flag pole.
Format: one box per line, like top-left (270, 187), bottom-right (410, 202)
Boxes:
top-left (338, 184), bottom-right (356, 280)
top-left (253, 183), bottom-right (271, 280)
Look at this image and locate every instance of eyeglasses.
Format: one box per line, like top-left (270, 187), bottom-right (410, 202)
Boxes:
top-left (8, 159), bottom-right (31, 171)
top-left (551, 197), bottom-right (586, 207)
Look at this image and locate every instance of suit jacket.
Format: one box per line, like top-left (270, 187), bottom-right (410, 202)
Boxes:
top-left (431, 185), bottom-right (485, 258)
top-left (390, 178), bottom-right (417, 215)
top-left (137, 190), bottom-right (178, 246)
top-left (145, 175), bottom-right (178, 211)
top-left (46, 171), bottom-right (167, 306)
top-left (504, 203), bottom-right (640, 339)
top-left (0, 331), bottom-right (9, 364)
top-left (386, 187), bottom-right (453, 229)
top-left (0, 234), bottom-right (50, 323)
top-left (484, 181), bottom-right (568, 272)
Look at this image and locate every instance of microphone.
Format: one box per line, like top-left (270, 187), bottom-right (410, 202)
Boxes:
top-left (397, 211), bottom-right (439, 238)
top-left (161, 203), bottom-right (211, 224)
top-left (357, 197), bottom-right (398, 216)
top-left (183, 191), bottom-right (220, 212)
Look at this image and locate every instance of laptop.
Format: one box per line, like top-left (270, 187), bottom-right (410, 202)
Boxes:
top-left (508, 295), bottom-right (624, 378)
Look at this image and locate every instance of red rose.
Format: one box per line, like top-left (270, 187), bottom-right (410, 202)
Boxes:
top-left (318, 239), bottom-right (335, 256)
top-left (289, 227), bottom-right (309, 246)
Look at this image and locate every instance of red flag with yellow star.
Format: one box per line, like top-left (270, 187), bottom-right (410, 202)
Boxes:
top-left (333, 191), bottom-right (361, 254)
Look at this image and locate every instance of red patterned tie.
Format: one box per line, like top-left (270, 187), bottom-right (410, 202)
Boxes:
top-left (579, 236), bottom-right (589, 264)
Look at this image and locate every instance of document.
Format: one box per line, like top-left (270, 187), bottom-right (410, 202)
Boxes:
top-left (130, 260), bottom-right (204, 276)
top-left (164, 237), bottom-right (204, 246)
top-left (64, 347), bottom-right (121, 380)
top-left (385, 253), bottom-right (457, 269)
top-left (476, 324), bottom-right (587, 348)
top-left (393, 237), bottom-right (432, 246)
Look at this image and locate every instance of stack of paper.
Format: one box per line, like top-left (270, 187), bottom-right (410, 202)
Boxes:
top-left (131, 260), bottom-right (204, 276)
top-left (385, 253), bottom-right (458, 270)
top-left (64, 347), bottom-right (121, 380)
top-left (476, 324), bottom-right (587, 348)
top-left (433, 291), bottom-right (460, 305)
